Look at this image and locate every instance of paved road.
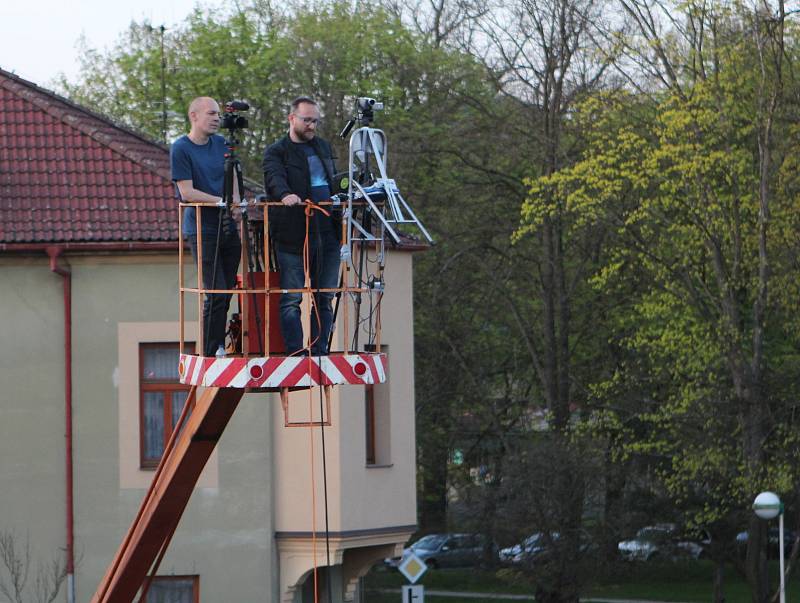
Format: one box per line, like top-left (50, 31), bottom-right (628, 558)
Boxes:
top-left (373, 587), bottom-right (692, 602)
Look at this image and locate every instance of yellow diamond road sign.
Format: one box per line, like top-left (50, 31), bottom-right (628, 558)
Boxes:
top-left (399, 552), bottom-right (428, 584)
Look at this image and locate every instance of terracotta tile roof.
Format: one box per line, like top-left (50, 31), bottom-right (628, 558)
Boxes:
top-left (0, 68), bottom-right (176, 245)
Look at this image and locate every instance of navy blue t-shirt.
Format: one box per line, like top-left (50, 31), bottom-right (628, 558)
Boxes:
top-left (170, 134), bottom-right (233, 236)
top-left (295, 141), bottom-right (333, 233)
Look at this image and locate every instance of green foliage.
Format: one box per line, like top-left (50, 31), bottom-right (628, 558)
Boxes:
top-left (60, 1), bottom-right (487, 178)
top-left (520, 15), bottom-right (800, 547)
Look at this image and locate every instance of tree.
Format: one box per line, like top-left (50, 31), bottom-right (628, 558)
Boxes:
top-left (519, 0), bottom-right (800, 592)
top-left (0, 531), bottom-right (67, 603)
top-left (387, 2), bottom-right (627, 599)
top-left (60, 3), bottom-right (800, 601)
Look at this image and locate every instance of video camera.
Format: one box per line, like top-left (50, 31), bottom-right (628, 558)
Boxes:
top-left (339, 97), bottom-right (384, 139)
top-left (222, 101), bottom-right (249, 131)
top-left (357, 97), bottom-right (384, 120)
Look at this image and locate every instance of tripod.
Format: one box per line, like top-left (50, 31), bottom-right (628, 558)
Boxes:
top-left (339, 110), bottom-right (433, 352)
top-left (221, 129), bottom-right (264, 355)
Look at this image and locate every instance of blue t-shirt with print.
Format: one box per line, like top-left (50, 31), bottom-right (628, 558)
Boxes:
top-left (295, 141), bottom-right (333, 233)
top-left (170, 134), bottom-right (234, 236)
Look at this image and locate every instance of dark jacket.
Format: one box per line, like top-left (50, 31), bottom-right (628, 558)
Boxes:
top-left (262, 134), bottom-right (340, 252)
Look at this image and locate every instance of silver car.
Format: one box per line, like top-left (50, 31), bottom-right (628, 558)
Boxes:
top-left (618, 524), bottom-right (707, 561)
top-left (500, 531), bottom-right (594, 565)
top-left (499, 533), bottom-right (558, 565)
top-left (386, 533), bottom-right (492, 569)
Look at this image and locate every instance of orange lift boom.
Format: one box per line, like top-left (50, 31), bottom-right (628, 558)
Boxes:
top-left (90, 387), bottom-right (243, 603)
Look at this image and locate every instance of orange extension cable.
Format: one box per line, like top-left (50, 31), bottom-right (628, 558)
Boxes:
top-left (301, 199), bottom-right (334, 603)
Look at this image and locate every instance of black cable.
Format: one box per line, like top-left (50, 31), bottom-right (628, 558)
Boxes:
top-left (327, 268), bottom-right (344, 354)
top-left (351, 243), bottom-right (366, 350)
top-left (366, 282), bottom-right (373, 347)
top-left (369, 293), bottom-right (384, 348)
top-left (253, 227), bottom-right (265, 272)
top-left (318, 373), bottom-right (333, 603)
top-left (310, 217), bottom-right (333, 603)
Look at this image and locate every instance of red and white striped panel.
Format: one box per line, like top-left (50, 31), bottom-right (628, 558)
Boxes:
top-left (178, 353), bottom-right (387, 388)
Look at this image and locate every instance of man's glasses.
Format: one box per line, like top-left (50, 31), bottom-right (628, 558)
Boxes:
top-left (293, 114), bottom-right (320, 125)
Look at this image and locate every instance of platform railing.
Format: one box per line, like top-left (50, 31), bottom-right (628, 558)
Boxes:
top-left (178, 198), bottom-right (384, 359)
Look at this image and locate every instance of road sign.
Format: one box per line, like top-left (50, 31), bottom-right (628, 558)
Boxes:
top-left (398, 552), bottom-right (427, 584)
top-left (402, 584), bottom-right (424, 602)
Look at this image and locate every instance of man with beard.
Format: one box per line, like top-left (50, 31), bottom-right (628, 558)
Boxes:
top-left (263, 96), bottom-right (341, 356)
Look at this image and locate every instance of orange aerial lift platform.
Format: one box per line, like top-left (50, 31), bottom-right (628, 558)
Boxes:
top-left (90, 98), bottom-right (431, 603)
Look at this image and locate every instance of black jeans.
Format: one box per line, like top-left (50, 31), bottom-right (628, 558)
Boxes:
top-left (189, 230), bottom-right (241, 356)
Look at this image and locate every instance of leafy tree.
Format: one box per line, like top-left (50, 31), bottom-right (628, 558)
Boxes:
top-left (519, 0), bottom-right (800, 592)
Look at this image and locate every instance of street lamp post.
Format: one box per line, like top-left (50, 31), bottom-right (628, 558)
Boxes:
top-left (753, 491), bottom-right (785, 603)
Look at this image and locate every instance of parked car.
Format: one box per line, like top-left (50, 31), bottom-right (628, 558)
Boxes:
top-left (618, 524), bottom-right (708, 561)
top-left (736, 527), bottom-right (796, 558)
top-left (500, 533), bottom-right (556, 565)
top-left (385, 533), bottom-right (494, 569)
top-left (500, 531), bottom-right (594, 565)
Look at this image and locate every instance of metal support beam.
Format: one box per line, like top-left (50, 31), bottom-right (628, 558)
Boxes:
top-left (90, 387), bottom-right (244, 603)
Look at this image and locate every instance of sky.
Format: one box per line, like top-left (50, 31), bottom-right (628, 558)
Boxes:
top-left (0, 0), bottom-right (216, 88)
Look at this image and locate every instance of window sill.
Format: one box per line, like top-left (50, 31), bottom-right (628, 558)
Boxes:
top-left (366, 463), bottom-right (394, 469)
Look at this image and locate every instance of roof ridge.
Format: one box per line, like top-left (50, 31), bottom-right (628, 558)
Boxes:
top-left (0, 67), bottom-right (171, 180)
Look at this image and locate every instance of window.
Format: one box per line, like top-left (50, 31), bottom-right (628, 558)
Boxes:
top-left (119, 322), bottom-right (217, 489)
top-left (365, 385), bottom-right (377, 465)
top-left (139, 343), bottom-right (194, 468)
top-left (145, 576), bottom-right (198, 603)
top-left (365, 348), bottom-right (391, 466)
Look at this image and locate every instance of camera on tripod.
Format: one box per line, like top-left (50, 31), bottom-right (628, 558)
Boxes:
top-left (357, 97), bottom-right (383, 115)
top-left (356, 97), bottom-right (383, 126)
top-left (339, 97), bottom-right (384, 139)
top-left (222, 101), bottom-right (249, 131)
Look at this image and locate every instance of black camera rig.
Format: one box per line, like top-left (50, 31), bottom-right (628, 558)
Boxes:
top-left (222, 100), bottom-right (249, 132)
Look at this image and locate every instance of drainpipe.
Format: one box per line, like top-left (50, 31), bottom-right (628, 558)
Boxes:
top-left (47, 247), bottom-right (75, 603)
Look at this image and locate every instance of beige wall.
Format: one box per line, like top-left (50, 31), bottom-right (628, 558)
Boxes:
top-left (0, 258), bottom-right (70, 564)
top-left (0, 254), bottom-right (275, 602)
top-left (272, 251), bottom-right (417, 536)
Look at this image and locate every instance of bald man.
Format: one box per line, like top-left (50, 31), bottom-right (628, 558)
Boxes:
top-left (171, 97), bottom-right (241, 357)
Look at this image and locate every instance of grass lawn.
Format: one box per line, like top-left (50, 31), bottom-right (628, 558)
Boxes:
top-left (587, 560), bottom-right (742, 602)
top-left (364, 560), bottom-right (796, 602)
